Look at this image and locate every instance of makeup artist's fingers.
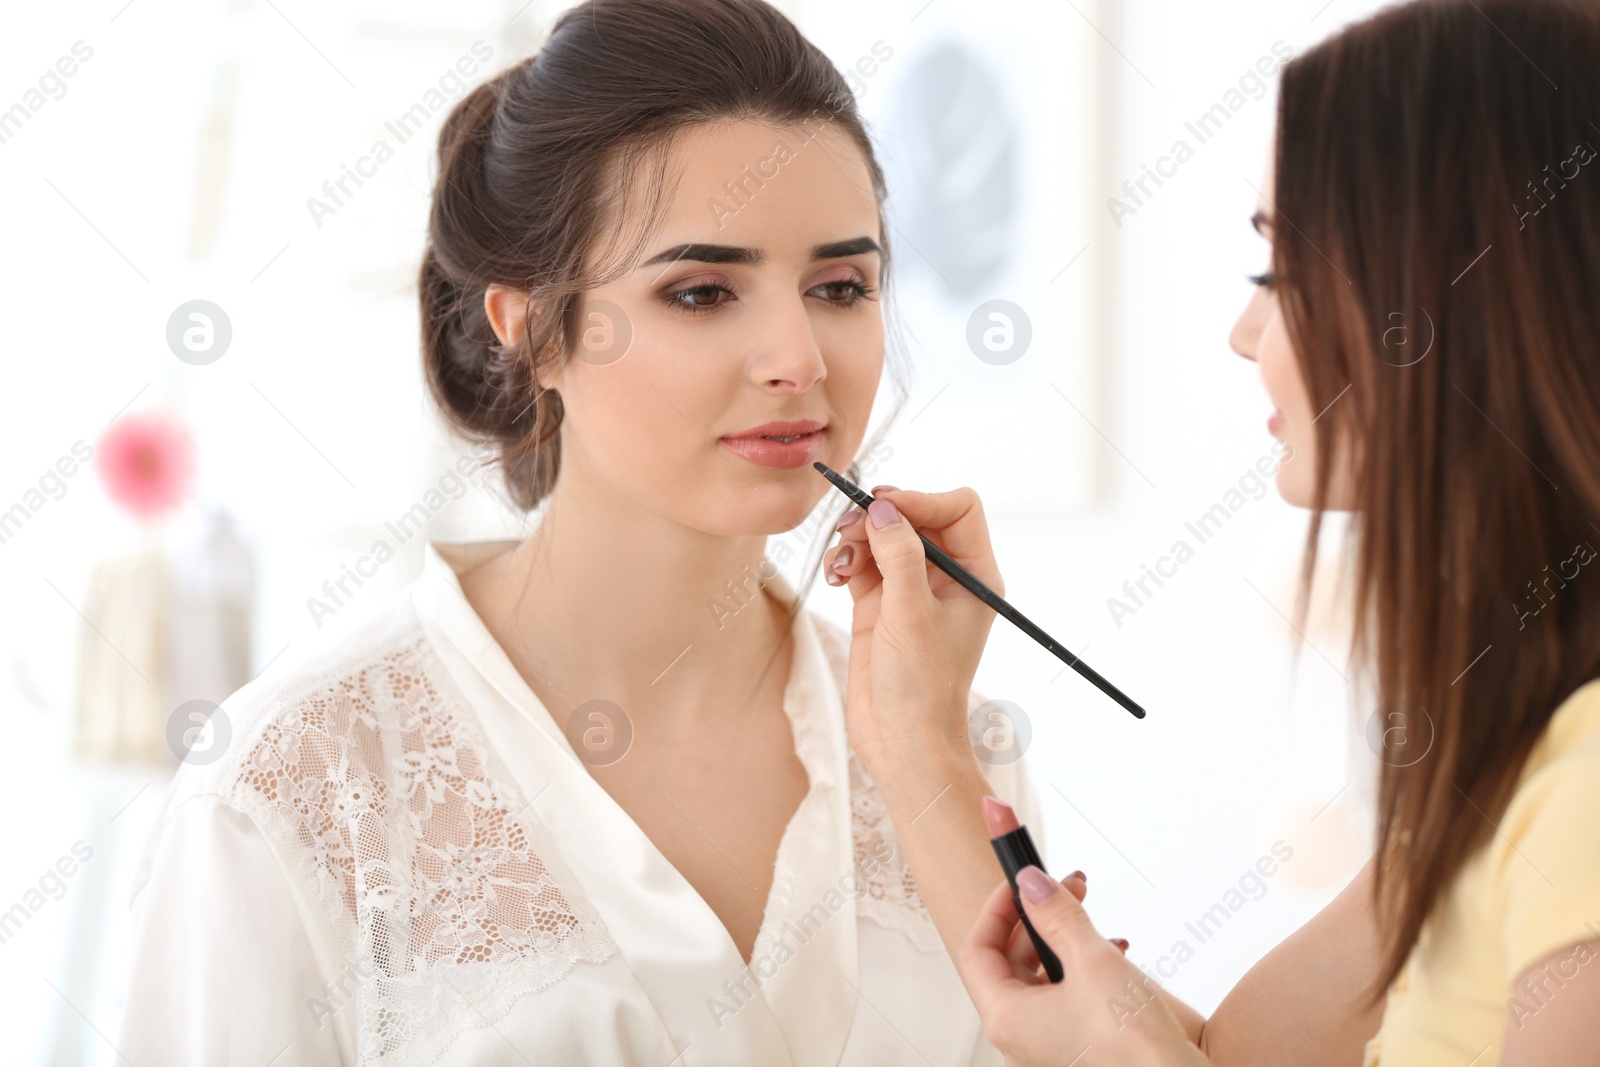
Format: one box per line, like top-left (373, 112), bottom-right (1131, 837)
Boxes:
top-left (863, 486), bottom-right (1003, 597)
top-left (965, 883), bottom-right (1190, 1066)
top-left (963, 874), bottom-right (1089, 988)
top-left (858, 496), bottom-right (939, 622)
top-left (833, 506), bottom-right (868, 542)
top-left (1014, 866), bottom-right (1118, 963)
top-left (1005, 873), bottom-right (1087, 978)
top-left (829, 486), bottom-right (1002, 592)
top-left (832, 526), bottom-right (870, 560)
top-left (826, 510), bottom-right (882, 590)
top-left (1006, 934), bottom-right (1129, 981)
top-left (1057, 874), bottom-right (1136, 961)
top-left (960, 879), bottom-right (1036, 1002)
top-left (1051, 874), bottom-right (1131, 957)
top-left (827, 511), bottom-right (871, 574)
top-left (825, 533), bottom-right (879, 596)
top-left (1006, 920), bottom-right (1040, 978)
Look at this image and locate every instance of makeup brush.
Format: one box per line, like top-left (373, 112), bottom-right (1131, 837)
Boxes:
top-left (815, 462), bottom-right (1145, 720)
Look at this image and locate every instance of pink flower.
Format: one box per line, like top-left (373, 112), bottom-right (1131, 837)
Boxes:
top-left (96, 412), bottom-right (195, 519)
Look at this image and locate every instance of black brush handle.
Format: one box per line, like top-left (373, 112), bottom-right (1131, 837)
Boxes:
top-left (814, 462), bottom-right (1145, 720)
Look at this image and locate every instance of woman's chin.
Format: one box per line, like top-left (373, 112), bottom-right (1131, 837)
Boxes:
top-left (710, 495), bottom-right (831, 539)
top-left (1275, 468), bottom-right (1314, 510)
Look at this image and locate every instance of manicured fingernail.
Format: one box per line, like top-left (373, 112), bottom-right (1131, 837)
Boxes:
top-left (833, 545), bottom-right (854, 571)
top-left (836, 509), bottom-right (863, 530)
top-left (1110, 938), bottom-right (1129, 953)
top-left (871, 484), bottom-right (899, 494)
top-left (868, 498), bottom-right (901, 529)
top-left (826, 569), bottom-right (846, 586)
top-left (1017, 865), bottom-right (1059, 904)
top-left (1068, 870), bottom-right (1086, 883)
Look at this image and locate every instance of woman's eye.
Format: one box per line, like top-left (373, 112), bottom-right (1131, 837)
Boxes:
top-left (665, 283), bottom-right (734, 314)
top-left (665, 278), bottom-right (879, 315)
top-left (812, 279), bottom-right (877, 306)
top-left (1248, 271), bottom-right (1276, 290)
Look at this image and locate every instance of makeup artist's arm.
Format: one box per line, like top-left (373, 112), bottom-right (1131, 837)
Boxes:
top-left (829, 492), bottom-right (1376, 1065)
top-left (868, 717), bottom-right (1008, 964)
top-left (825, 487), bottom-right (1015, 962)
top-left (1200, 858), bottom-right (1384, 1064)
top-left (825, 490), bottom-right (1166, 988)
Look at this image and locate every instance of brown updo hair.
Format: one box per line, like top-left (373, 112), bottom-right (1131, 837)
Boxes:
top-left (419, 0), bottom-right (900, 512)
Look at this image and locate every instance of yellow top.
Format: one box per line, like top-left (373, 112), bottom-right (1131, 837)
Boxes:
top-left (1364, 677), bottom-right (1600, 1066)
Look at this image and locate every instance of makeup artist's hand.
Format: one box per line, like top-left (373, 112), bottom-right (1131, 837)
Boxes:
top-left (959, 869), bottom-right (1208, 1067)
top-left (823, 487), bottom-right (1003, 775)
top-left (984, 868), bottom-right (1131, 979)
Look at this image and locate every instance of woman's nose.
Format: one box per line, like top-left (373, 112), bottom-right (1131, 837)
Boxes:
top-left (1229, 291), bottom-right (1265, 364)
top-left (756, 301), bottom-right (828, 390)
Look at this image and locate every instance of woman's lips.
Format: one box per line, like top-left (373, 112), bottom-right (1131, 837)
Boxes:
top-left (719, 429), bottom-right (826, 469)
top-left (1268, 408), bottom-right (1286, 437)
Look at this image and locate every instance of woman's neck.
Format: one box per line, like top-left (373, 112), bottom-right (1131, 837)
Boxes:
top-left (460, 476), bottom-right (797, 732)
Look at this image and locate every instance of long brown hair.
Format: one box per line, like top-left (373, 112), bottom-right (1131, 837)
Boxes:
top-left (1274, 0), bottom-right (1600, 998)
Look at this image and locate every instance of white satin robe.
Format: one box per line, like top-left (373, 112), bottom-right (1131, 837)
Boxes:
top-left (117, 539), bottom-right (1045, 1066)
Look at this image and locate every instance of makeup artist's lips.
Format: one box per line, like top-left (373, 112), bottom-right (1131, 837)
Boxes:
top-left (719, 420), bottom-right (827, 470)
top-left (1268, 408), bottom-right (1286, 437)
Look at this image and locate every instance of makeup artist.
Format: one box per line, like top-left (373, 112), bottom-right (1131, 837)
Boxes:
top-left (823, 0), bottom-right (1600, 1063)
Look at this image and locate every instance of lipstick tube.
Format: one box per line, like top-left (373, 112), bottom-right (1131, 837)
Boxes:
top-left (989, 827), bottom-right (1064, 983)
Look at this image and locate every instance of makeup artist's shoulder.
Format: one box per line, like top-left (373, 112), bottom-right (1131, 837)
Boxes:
top-left (161, 586), bottom-right (434, 804)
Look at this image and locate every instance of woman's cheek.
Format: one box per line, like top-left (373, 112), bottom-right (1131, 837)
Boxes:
top-left (842, 320), bottom-right (886, 408)
top-left (840, 354), bottom-right (885, 457)
top-left (574, 357), bottom-right (698, 485)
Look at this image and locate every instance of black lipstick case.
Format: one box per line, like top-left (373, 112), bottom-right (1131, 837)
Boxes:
top-left (989, 826), bottom-right (1064, 983)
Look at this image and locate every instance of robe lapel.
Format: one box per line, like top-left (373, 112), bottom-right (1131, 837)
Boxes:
top-left (742, 578), bottom-right (860, 1066)
top-left (414, 541), bottom-right (818, 1065)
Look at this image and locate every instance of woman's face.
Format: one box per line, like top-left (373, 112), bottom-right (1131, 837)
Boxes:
top-left (1229, 153), bottom-right (1355, 510)
top-left (489, 118), bottom-right (885, 537)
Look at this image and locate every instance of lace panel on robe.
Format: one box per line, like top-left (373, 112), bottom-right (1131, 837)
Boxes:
top-left (222, 626), bottom-right (616, 1067)
top-left (813, 618), bottom-right (947, 954)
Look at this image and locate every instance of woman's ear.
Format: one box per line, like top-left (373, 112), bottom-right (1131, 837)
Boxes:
top-left (483, 285), bottom-right (560, 390)
top-left (483, 284), bottom-right (526, 348)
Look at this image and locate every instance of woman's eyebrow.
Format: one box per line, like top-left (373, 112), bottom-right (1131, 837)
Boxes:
top-left (643, 243), bottom-right (759, 268)
top-left (812, 236), bottom-right (882, 260)
top-left (640, 235), bottom-right (883, 269)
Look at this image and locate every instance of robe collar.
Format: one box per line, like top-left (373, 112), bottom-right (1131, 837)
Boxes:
top-left (413, 539), bottom-right (860, 1066)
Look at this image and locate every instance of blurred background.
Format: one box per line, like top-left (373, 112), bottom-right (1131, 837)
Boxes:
top-left (1, 0), bottom-right (1394, 1061)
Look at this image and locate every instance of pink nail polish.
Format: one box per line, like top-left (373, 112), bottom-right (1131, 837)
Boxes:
top-left (868, 498), bottom-right (901, 529)
top-left (871, 484), bottom-right (899, 494)
top-left (836, 509), bottom-right (863, 531)
top-left (1016, 865), bottom-right (1060, 904)
top-left (834, 545), bottom-right (854, 570)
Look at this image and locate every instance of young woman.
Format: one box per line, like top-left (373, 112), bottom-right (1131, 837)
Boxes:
top-left (826, 0), bottom-right (1600, 1063)
top-left (114, 0), bottom-right (1042, 1063)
